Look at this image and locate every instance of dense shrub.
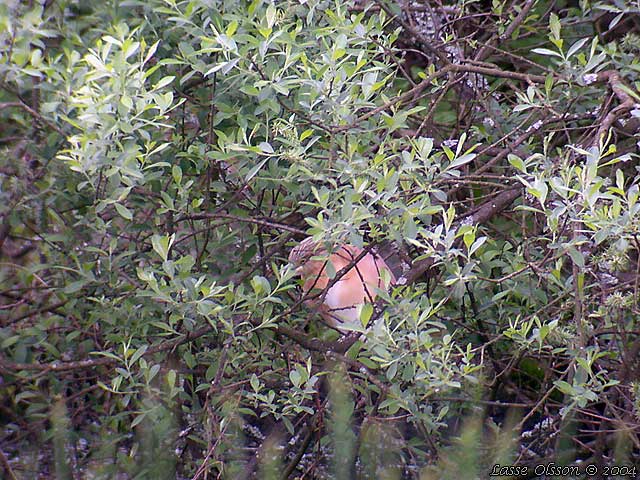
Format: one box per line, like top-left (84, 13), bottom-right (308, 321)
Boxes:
top-left (1, 0), bottom-right (639, 478)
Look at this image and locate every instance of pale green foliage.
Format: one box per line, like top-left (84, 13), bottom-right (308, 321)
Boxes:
top-left (2, 0), bottom-right (640, 477)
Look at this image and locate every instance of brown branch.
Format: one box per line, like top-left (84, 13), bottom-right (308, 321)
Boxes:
top-left (0, 100), bottom-right (65, 137)
top-left (181, 212), bottom-right (307, 235)
top-left (400, 187), bottom-right (522, 286)
top-left (474, 0), bottom-right (538, 62)
top-left (471, 114), bottom-right (549, 179)
top-left (282, 413), bottom-right (319, 478)
top-left (451, 63), bottom-right (545, 84)
top-left (332, 65), bottom-right (454, 133)
top-left (590, 70), bottom-right (637, 147)
top-left (0, 448), bottom-right (18, 480)
top-left (0, 324), bottom-right (215, 373)
top-left (4, 300), bottom-right (67, 327)
top-left (372, 0), bottom-right (452, 66)
top-left (0, 215), bottom-right (9, 252)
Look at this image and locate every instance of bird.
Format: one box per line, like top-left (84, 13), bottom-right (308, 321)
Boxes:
top-left (288, 237), bottom-right (396, 332)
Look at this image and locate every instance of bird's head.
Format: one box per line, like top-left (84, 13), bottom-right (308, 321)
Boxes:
top-left (288, 237), bottom-right (326, 274)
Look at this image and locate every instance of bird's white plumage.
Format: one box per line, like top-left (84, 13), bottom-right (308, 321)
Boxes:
top-left (289, 237), bottom-right (395, 332)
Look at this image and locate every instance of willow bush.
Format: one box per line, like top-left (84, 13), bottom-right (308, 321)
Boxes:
top-left (1, 0), bottom-right (639, 478)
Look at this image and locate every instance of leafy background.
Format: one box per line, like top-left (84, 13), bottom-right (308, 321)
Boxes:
top-left (1, 0), bottom-right (639, 478)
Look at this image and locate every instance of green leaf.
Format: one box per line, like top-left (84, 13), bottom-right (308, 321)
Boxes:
top-left (554, 380), bottom-right (574, 395)
top-left (243, 149), bottom-right (268, 178)
top-left (566, 38), bottom-right (589, 59)
top-left (289, 369), bottom-right (302, 388)
top-left (167, 369), bottom-right (176, 388)
top-left (531, 48), bottom-right (562, 58)
top-left (258, 141), bottom-right (274, 153)
top-left (567, 247), bottom-right (584, 268)
top-left (359, 304), bottom-right (373, 327)
top-left (549, 13), bottom-right (561, 40)
top-left (250, 374), bottom-right (260, 392)
top-left (226, 20), bottom-right (238, 36)
top-left (64, 280), bottom-right (87, 294)
top-left (508, 154), bottom-right (526, 172)
top-left (1, 336), bottom-right (20, 349)
top-left (448, 153), bottom-right (476, 170)
top-left (151, 234), bottom-right (174, 262)
top-left (154, 75), bottom-right (175, 90)
top-left (148, 364), bottom-right (160, 382)
top-left (129, 345), bottom-right (148, 365)
top-left (115, 203), bottom-right (133, 220)
top-left (300, 129), bottom-right (314, 141)
top-left (251, 275), bottom-right (271, 295)
top-left (266, 3), bottom-right (276, 28)
top-left (131, 412), bottom-right (147, 428)
top-left (172, 165), bottom-right (182, 185)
